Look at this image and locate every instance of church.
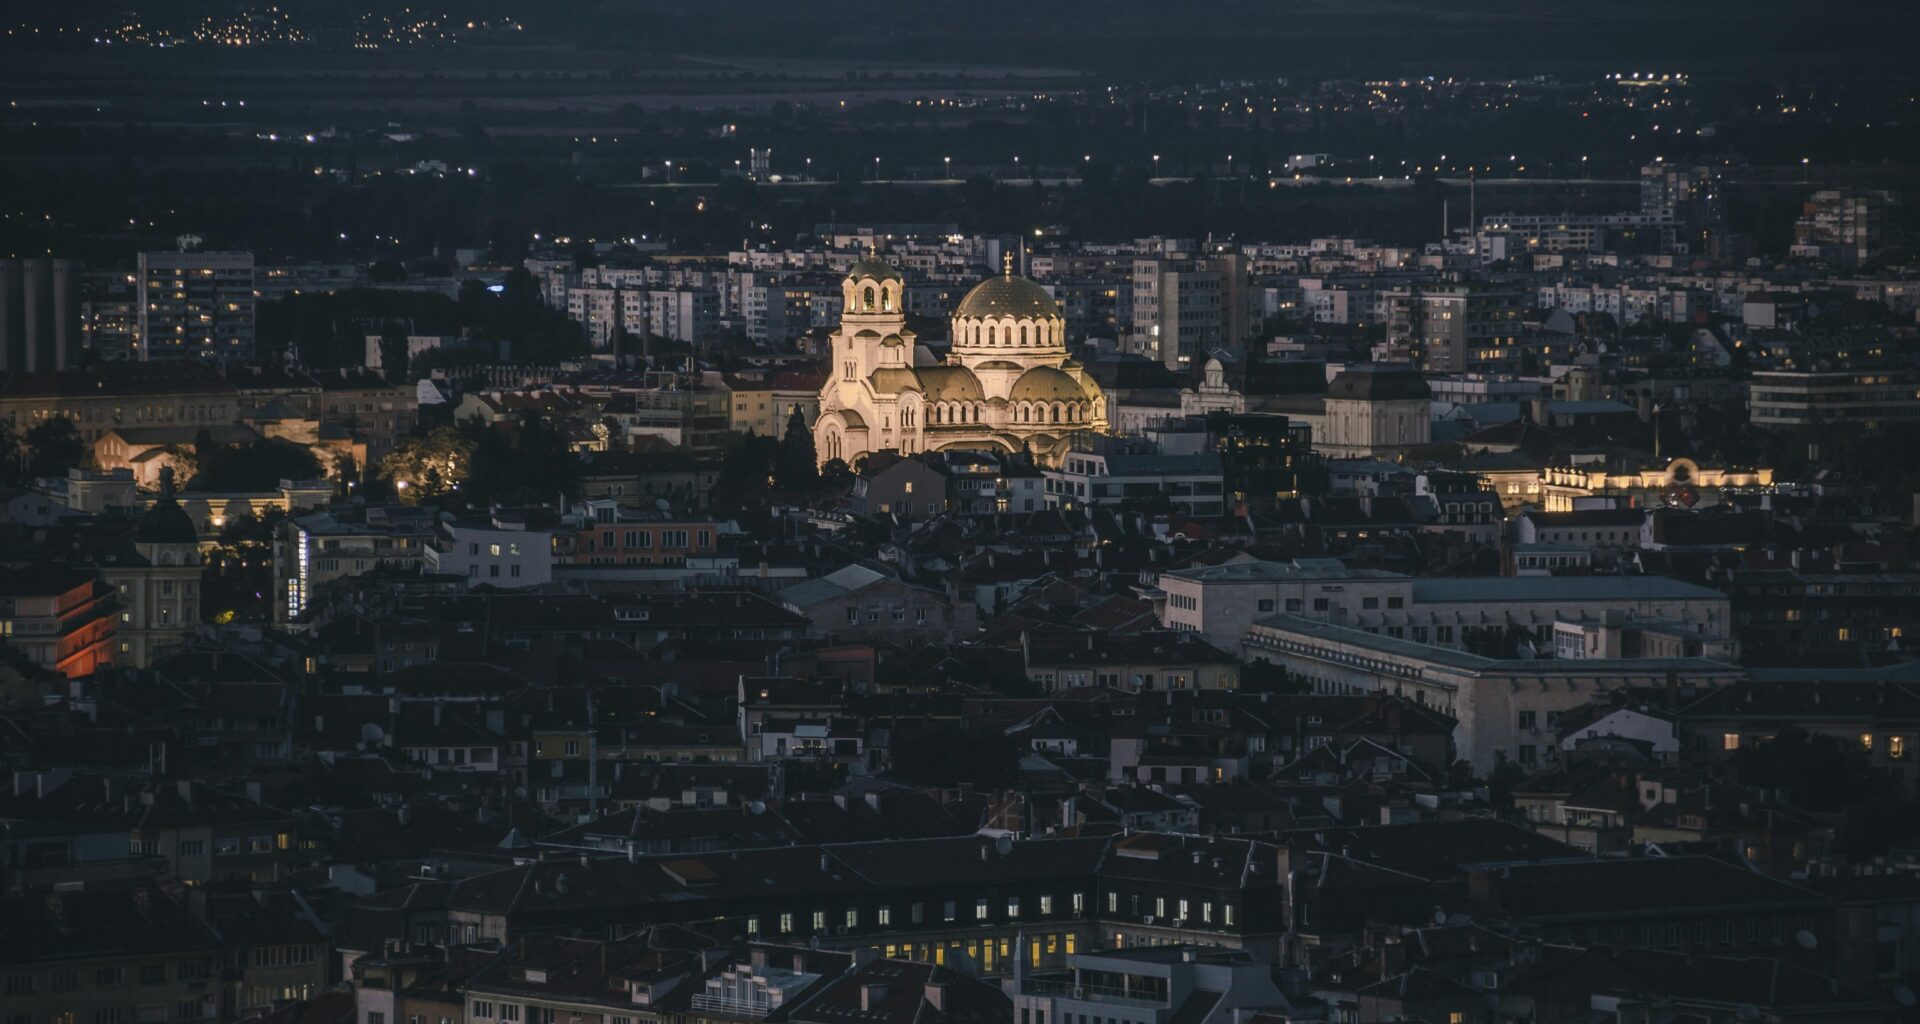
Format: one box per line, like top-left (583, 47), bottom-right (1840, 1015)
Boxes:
top-left (814, 254), bottom-right (1107, 468)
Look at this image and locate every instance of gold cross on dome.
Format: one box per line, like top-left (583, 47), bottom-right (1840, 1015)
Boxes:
top-left (1003, 251), bottom-right (1014, 275)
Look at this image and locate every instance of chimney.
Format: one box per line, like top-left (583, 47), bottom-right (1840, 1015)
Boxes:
top-left (860, 984), bottom-right (889, 1010)
top-left (1467, 868), bottom-right (1505, 909)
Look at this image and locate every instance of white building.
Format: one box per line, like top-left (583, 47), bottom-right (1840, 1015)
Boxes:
top-left (1158, 559), bottom-right (1733, 655)
top-left (1007, 947), bottom-right (1292, 1024)
top-left (1242, 615), bottom-right (1739, 772)
top-left (1157, 559), bottom-right (1411, 650)
top-left (424, 515), bottom-right (556, 588)
top-left (1044, 451), bottom-right (1226, 516)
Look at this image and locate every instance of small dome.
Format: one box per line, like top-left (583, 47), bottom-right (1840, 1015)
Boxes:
top-left (955, 273), bottom-right (1060, 321)
top-left (974, 359), bottom-right (1024, 371)
top-left (880, 334), bottom-right (907, 348)
top-left (846, 254), bottom-right (902, 283)
top-left (137, 495), bottom-right (199, 546)
top-left (915, 366), bottom-right (985, 402)
top-left (1010, 366), bottom-right (1089, 403)
top-left (868, 367), bottom-right (922, 393)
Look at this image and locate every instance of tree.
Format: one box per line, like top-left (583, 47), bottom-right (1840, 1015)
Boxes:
top-left (710, 430), bottom-right (781, 514)
top-left (380, 427), bottom-right (476, 503)
top-left (23, 417), bottom-right (86, 480)
top-left (819, 458), bottom-right (855, 489)
top-left (0, 418), bottom-right (24, 485)
top-left (774, 407), bottom-right (818, 490)
top-left (459, 414), bottom-right (583, 507)
top-left (191, 440), bottom-right (322, 492)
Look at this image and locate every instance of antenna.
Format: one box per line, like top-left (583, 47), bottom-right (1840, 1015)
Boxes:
top-left (1469, 168), bottom-right (1478, 260)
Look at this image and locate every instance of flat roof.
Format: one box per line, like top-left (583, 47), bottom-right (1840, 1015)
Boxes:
top-left (1410, 576), bottom-right (1724, 603)
top-left (1164, 559), bottom-right (1405, 585)
top-left (1245, 614), bottom-right (1735, 677)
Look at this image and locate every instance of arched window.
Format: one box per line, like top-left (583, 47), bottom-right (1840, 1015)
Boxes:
top-left (988, 326), bottom-right (997, 346)
top-left (1051, 405), bottom-right (1061, 424)
top-left (881, 287), bottom-right (893, 312)
top-left (863, 286), bottom-right (876, 311)
top-left (1020, 324), bottom-right (1029, 346)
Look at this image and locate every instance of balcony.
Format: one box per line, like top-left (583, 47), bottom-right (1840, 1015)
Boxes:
top-left (1017, 979), bottom-right (1166, 1009)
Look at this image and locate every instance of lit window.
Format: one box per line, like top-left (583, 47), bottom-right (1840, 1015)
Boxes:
top-left (1722, 733), bottom-right (1741, 751)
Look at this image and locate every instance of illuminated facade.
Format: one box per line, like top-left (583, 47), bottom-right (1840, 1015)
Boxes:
top-left (814, 255), bottom-right (1106, 468)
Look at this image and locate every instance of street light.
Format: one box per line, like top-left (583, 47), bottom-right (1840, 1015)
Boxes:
top-left (943, 156), bottom-right (951, 178)
top-left (1152, 153), bottom-right (1161, 176)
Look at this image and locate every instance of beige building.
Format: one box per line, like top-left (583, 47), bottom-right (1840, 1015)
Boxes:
top-left (1313, 363), bottom-right (1432, 458)
top-left (0, 362), bottom-right (243, 441)
top-left (1537, 457), bottom-right (1773, 512)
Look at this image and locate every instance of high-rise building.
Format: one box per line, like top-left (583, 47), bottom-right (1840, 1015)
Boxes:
top-left (1387, 281), bottom-right (1524, 374)
top-left (1129, 253), bottom-right (1249, 371)
top-left (1792, 189), bottom-right (1892, 268)
top-left (136, 249), bottom-right (256, 361)
top-left (81, 268), bottom-right (140, 362)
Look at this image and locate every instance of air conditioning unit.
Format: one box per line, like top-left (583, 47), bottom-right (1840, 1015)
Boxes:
top-left (1143, 915), bottom-right (1156, 925)
top-left (1072, 988), bottom-right (1086, 1000)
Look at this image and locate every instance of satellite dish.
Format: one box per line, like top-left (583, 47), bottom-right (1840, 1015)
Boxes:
top-left (747, 800), bottom-right (767, 815)
top-left (995, 835), bottom-right (1014, 856)
top-left (360, 723), bottom-right (385, 744)
top-left (1794, 929), bottom-right (1818, 950)
top-left (1433, 910), bottom-right (1448, 925)
top-left (1735, 1004), bottom-right (1760, 1022)
top-left (1892, 986), bottom-right (1916, 1008)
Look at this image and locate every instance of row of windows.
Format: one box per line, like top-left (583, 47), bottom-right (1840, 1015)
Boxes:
top-left (747, 893), bottom-right (1090, 935)
top-left (5, 960), bottom-right (211, 994)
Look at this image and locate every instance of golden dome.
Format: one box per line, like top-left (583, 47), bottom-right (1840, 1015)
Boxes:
top-left (955, 273), bottom-right (1059, 321)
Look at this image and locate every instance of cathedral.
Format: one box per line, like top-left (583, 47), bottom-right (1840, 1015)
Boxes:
top-left (814, 254), bottom-right (1106, 468)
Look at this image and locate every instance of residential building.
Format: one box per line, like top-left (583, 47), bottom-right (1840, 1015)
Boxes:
top-left (1386, 282), bottom-right (1524, 374)
top-left (0, 564), bottom-right (117, 679)
top-left (136, 249), bottom-right (256, 361)
top-left (0, 885), bottom-right (221, 1024)
top-left (424, 514), bottom-right (556, 589)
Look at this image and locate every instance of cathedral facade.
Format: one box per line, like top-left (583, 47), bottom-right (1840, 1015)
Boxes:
top-left (814, 255), bottom-right (1106, 468)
